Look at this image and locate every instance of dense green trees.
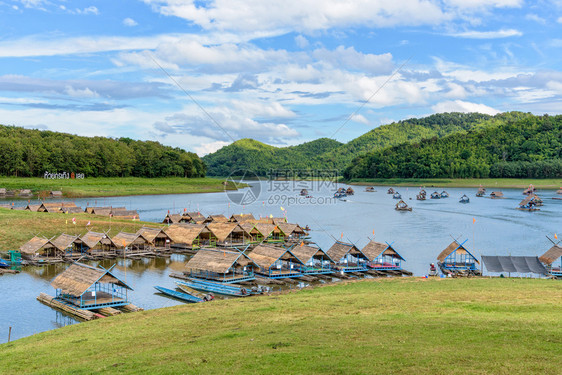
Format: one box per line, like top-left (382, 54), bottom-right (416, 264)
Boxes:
top-left (344, 114), bottom-right (562, 179)
top-left (0, 125), bottom-right (205, 178)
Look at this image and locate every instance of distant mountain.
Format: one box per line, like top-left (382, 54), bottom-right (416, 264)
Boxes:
top-left (344, 113), bottom-right (561, 179)
top-left (203, 112), bottom-right (524, 176)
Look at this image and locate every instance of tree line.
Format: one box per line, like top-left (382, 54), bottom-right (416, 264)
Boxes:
top-left (0, 125), bottom-right (206, 178)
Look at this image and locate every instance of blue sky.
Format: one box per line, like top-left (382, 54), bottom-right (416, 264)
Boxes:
top-left (1, 0), bottom-right (562, 155)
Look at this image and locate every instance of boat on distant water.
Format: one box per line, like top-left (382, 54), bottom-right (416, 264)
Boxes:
top-left (176, 278), bottom-right (252, 297)
top-left (300, 189), bottom-right (308, 196)
top-left (440, 191), bottom-right (449, 198)
top-left (387, 188), bottom-right (395, 194)
top-left (522, 184), bottom-right (536, 195)
top-left (459, 194), bottom-right (470, 204)
top-left (430, 191), bottom-right (441, 199)
top-left (0, 259), bottom-right (9, 268)
top-left (517, 195), bottom-right (541, 211)
top-left (416, 189), bottom-right (426, 200)
top-left (476, 186), bottom-right (486, 197)
top-left (395, 200), bottom-right (412, 211)
top-left (490, 191), bottom-right (504, 199)
top-left (392, 192), bottom-right (402, 199)
top-left (346, 187), bottom-right (354, 195)
top-left (154, 286), bottom-right (204, 303)
top-left (365, 186), bottom-right (375, 192)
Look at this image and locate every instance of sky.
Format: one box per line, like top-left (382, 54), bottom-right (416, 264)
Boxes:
top-left (1, 0), bottom-right (562, 155)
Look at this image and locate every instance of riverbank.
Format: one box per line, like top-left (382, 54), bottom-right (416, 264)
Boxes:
top-left (0, 209), bottom-right (160, 251)
top-left (0, 177), bottom-right (238, 198)
top-left (347, 178), bottom-right (562, 189)
top-left (1, 277), bottom-right (560, 374)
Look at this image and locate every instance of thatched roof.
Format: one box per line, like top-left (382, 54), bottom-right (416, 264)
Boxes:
top-left (136, 227), bottom-right (170, 243)
top-left (92, 208), bottom-right (112, 216)
top-left (80, 231), bottom-right (114, 249)
top-left (254, 223), bottom-right (277, 237)
top-left (163, 213), bottom-right (182, 224)
top-left (490, 191), bottom-right (504, 198)
top-left (206, 222), bottom-right (246, 242)
top-left (51, 263), bottom-right (131, 296)
top-left (437, 240), bottom-right (479, 263)
top-left (186, 249), bottom-right (256, 273)
top-left (52, 234), bottom-right (82, 251)
top-left (164, 224), bottom-right (207, 245)
top-left (249, 245), bottom-right (304, 269)
top-left (238, 222), bottom-right (258, 235)
top-left (111, 210), bottom-right (139, 219)
top-left (112, 232), bottom-right (150, 248)
top-left (19, 236), bottom-right (57, 255)
top-left (361, 241), bottom-right (405, 261)
top-left (86, 206), bottom-right (125, 214)
top-left (290, 244), bottom-right (334, 263)
top-left (25, 204), bottom-right (41, 212)
top-left (185, 212), bottom-right (206, 222)
top-left (205, 214), bottom-right (229, 223)
top-left (539, 245), bottom-right (562, 265)
top-left (62, 206), bottom-right (84, 214)
top-left (326, 241), bottom-right (366, 262)
top-left (230, 213), bottom-right (256, 222)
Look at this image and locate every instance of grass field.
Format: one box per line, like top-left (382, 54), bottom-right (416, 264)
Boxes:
top-left (0, 177), bottom-right (237, 198)
top-left (347, 178), bottom-right (562, 190)
top-left (0, 277), bottom-right (560, 374)
top-left (0, 209), bottom-right (161, 251)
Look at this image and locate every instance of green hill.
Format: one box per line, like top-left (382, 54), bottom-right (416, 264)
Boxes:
top-left (203, 112), bottom-right (530, 177)
top-left (1, 278), bottom-right (560, 374)
top-left (0, 125), bottom-right (205, 178)
top-left (344, 113), bottom-right (562, 179)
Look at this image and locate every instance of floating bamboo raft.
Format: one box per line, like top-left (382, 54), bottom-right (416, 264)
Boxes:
top-left (37, 293), bottom-right (96, 321)
top-left (121, 304), bottom-right (143, 312)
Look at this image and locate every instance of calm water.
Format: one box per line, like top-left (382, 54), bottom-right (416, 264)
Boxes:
top-left (1, 181), bottom-right (561, 343)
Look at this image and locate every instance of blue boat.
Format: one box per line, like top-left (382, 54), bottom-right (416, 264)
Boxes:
top-left (154, 286), bottom-right (204, 303)
top-left (176, 279), bottom-right (251, 297)
top-left (459, 194), bottom-right (470, 203)
top-left (0, 259), bottom-right (9, 268)
top-left (392, 192), bottom-right (401, 199)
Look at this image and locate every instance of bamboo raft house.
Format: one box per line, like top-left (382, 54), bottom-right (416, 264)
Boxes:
top-left (111, 209), bottom-right (140, 220)
top-left (248, 244), bottom-right (305, 279)
top-left (361, 240), bottom-right (411, 275)
top-left (38, 202), bottom-right (77, 213)
top-left (80, 231), bottom-right (118, 258)
top-left (46, 262), bottom-right (136, 314)
top-left (522, 184), bottom-right (536, 195)
top-left (430, 191), bottom-right (441, 199)
top-left (517, 195), bottom-right (541, 211)
top-left (52, 234), bottom-right (86, 259)
top-left (25, 204), bottom-right (42, 212)
top-left (254, 223), bottom-right (284, 243)
top-left (50, 190), bottom-right (63, 198)
top-left (346, 187), bottom-right (354, 195)
top-left (183, 248), bottom-right (258, 283)
top-left (229, 213), bottom-right (256, 223)
top-left (112, 232), bottom-right (152, 256)
top-left (395, 200), bottom-right (412, 211)
top-left (326, 241), bottom-right (369, 273)
top-left (20, 236), bottom-right (63, 263)
top-left (62, 206), bottom-right (84, 214)
top-left (392, 192), bottom-right (402, 199)
top-left (162, 213), bottom-right (184, 224)
top-left (206, 222), bottom-right (251, 247)
top-left (203, 214), bottom-right (229, 224)
top-left (275, 222), bottom-right (308, 241)
top-left (440, 190), bottom-right (449, 198)
top-left (476, 186), bottom-right (486, 197)
top-left (490, 191), bottom-right (504, 199)
top-left (365, 186), bottom-right (375, 192)
top-left (289, 243), bottom-right (334, 275)
top-left (459, 194), bottom-right (470, 204)
top-left (164, 223), bottom-right (214, 250)
top-left (416, 189), bottom-right (426, 200)
top-left (183, 211), bottom-right (206, 224)
top-left (136, 227), bottom-right (173, 250)
top-left (86, 206), bottom-right (126, 214)
top-left (387, 188), bottom-right (395, 194)
top-left (538, 244), bottom-right (562, 278)
top-left (437, 239), bottom-right (481, 276)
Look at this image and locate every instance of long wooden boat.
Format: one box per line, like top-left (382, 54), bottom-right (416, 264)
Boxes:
top-left (176, 283), bottom-right (215, 301)
top-left (177, 279), bottom-right (251, 297)
top-left (154, 286), bottom-right (204, 303)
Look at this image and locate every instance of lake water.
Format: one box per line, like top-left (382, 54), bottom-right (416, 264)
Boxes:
top-left (1, 181), bottom-right (561, 343)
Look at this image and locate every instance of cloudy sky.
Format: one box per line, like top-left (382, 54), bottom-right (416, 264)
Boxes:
top-left (1, 0), bottom-right (562, 155)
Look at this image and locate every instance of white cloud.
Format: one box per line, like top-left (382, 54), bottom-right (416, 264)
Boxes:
top-left (76, 6), bottom-right (99, 15)
top-left (312, 46), bottom-right (393, 74)
top-left (295, 35), bottom-right (309, 48)
top-left (351, 114), bottom-right (369, 125)
top-left (525, 14), bottom-right (545, 24)
top-left (558, 16), bottom-right (562, 24)
top-left (64, 86), bottom-right (99, 98)
top-left (19, 0), bottom-right (47, 9)
top-left (444, 0), bottom-right (523, 9)
top-left (432, 100), bottom-right (500, 115)
top-left (194, 140), bottom-right (230, 155)
top-left (123, 18), bottom-right (138, 27)
top-left (449, 29), bottom-right (522, 39)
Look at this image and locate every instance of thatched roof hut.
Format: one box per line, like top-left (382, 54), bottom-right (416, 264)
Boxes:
top-left (490, 191), bottom-right (504, 198)
top-left (248, 245), bottom-right (304, 271)
top-left (254, 223), bottom-right (277, 239)
top-left (229, 213), bottom-right (256, 223)
top-left (80, 231), bottom-right (117, 251)
top-left (276, 222), bottom-right (307, 238)
top-left (326, 241), bottom-right (368, 263)
top-left (538, 245), bottom-right (562, 266)
top-left (136, 227), bottom-right (172, 247)
top-left (163, 213), bottom-right (182, 224)
top-left (437, 240), bottom-right (479, 264)
top-left (289, 244), bottom-right (334, 265)
top-left (25, 204), bottom-right (41, 212)
top-left (361, 240), bottom-right (405, 262)
top-left (62, 206), bottom-right (84, 214)
top-left (204, 214), bottom-right (229, 224)
top-left (19, 236), bottom-right (60, 259)
top-left (112, 232), bottom-right (150, 249)
top-left (52, 234), bottom-right (84, 252)
top-left (186, 248), bottom-right (257, 275)
top-left (184, 211), bottom-right (206, 223)
top-left (164, 224), bottom-right (211, 247)
top-left (86, 206), bottom-right (125, 214)
top-left (51, 262), bottom-right (132, 308)
top-left (111, 209), bottom-right (140, 220)
top-left (206, 222), bottom-right (251, 245)
top-left (50, 191), bottom-right (63, 197)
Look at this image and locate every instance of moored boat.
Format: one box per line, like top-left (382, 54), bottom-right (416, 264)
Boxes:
top-left (395, 200), bottom-right (412, 211)
top-left (392, 192), bottom-right (402, 199)
top-left (459, 194), bottom-right (469, 204)
top-left (440, 191), bottom-right (449, 198)
top-left (177, 278), bottom-right (251, 297)
top-left (365, 186), bottom-right (375, 192)
top-left (154, 285), bottom-right (204, 303)
top-left (387, 188), bottom-right (395, 194)
top-left (430, 191), bottom-right (441, 199)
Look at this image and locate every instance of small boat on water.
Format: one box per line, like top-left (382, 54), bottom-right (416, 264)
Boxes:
top-left (387, 188), bottom-right (395, 194)
top-left (365, 186), bottom-right (375, 192)
top-left (346, 187), bottom-right (354, 195)
top-left (522, 184), bottom-right (536, 195)
top-left (517, 195), bottom-right (541, 211)
top-left (392, 192), bottom-right (402, 199)
top-left (459, 194), bottom-right (470, 204)
top-left (176, 283), bottom-right (215, 301)
top-left (177, 278), bottom-right (252, 297)
top-left (334, 191), bottom-right (347, 198)
top-left (395, 200), bottom-right (412, 211)
top-left (440, 191), bottom-right (449, 198)
top-left (490, 191), bottom-right (504, 199)
top-left (0, 259), bottom-right (9, 268)
top-left (416, 189), bottom-right (426, 200)
top-left (430, 191), bottom-right (441, 199)
top-left (476, 186), bottom-right (486, 197)
top-left (154, 286), bottom-right (204, 303)
top-left (300, 189), bottom-right (308, 196)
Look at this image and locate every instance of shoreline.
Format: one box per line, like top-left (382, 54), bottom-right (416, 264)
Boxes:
top-left (346, 178), bottom-right (562, 190)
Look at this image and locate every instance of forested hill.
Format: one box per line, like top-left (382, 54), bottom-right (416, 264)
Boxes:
top-left (0, 125), bottom-right (206, 178)
top-left (344, 114), bottom-right (562, 179)
top-left (203, 112), bottom-right (530, 176)
top-left (202, 138), bottom-right (343, 176)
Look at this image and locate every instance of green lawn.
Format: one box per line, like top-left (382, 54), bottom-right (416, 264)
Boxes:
top-left (1, 277), bottom-right (560, 374)
top-left (0, 177), bottom-right (237, 198)
top-left (347, 178), bottom-right (562, 190)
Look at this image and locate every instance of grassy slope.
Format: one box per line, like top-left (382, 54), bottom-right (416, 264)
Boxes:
top-left (1, 278), bottom-right (560, 374)
top-left (347, 178), bottom-right (562, 189)
top-left (0, 177), bottom-right (235, 198)
top-left (0, 209), bottom-right (162, 251)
